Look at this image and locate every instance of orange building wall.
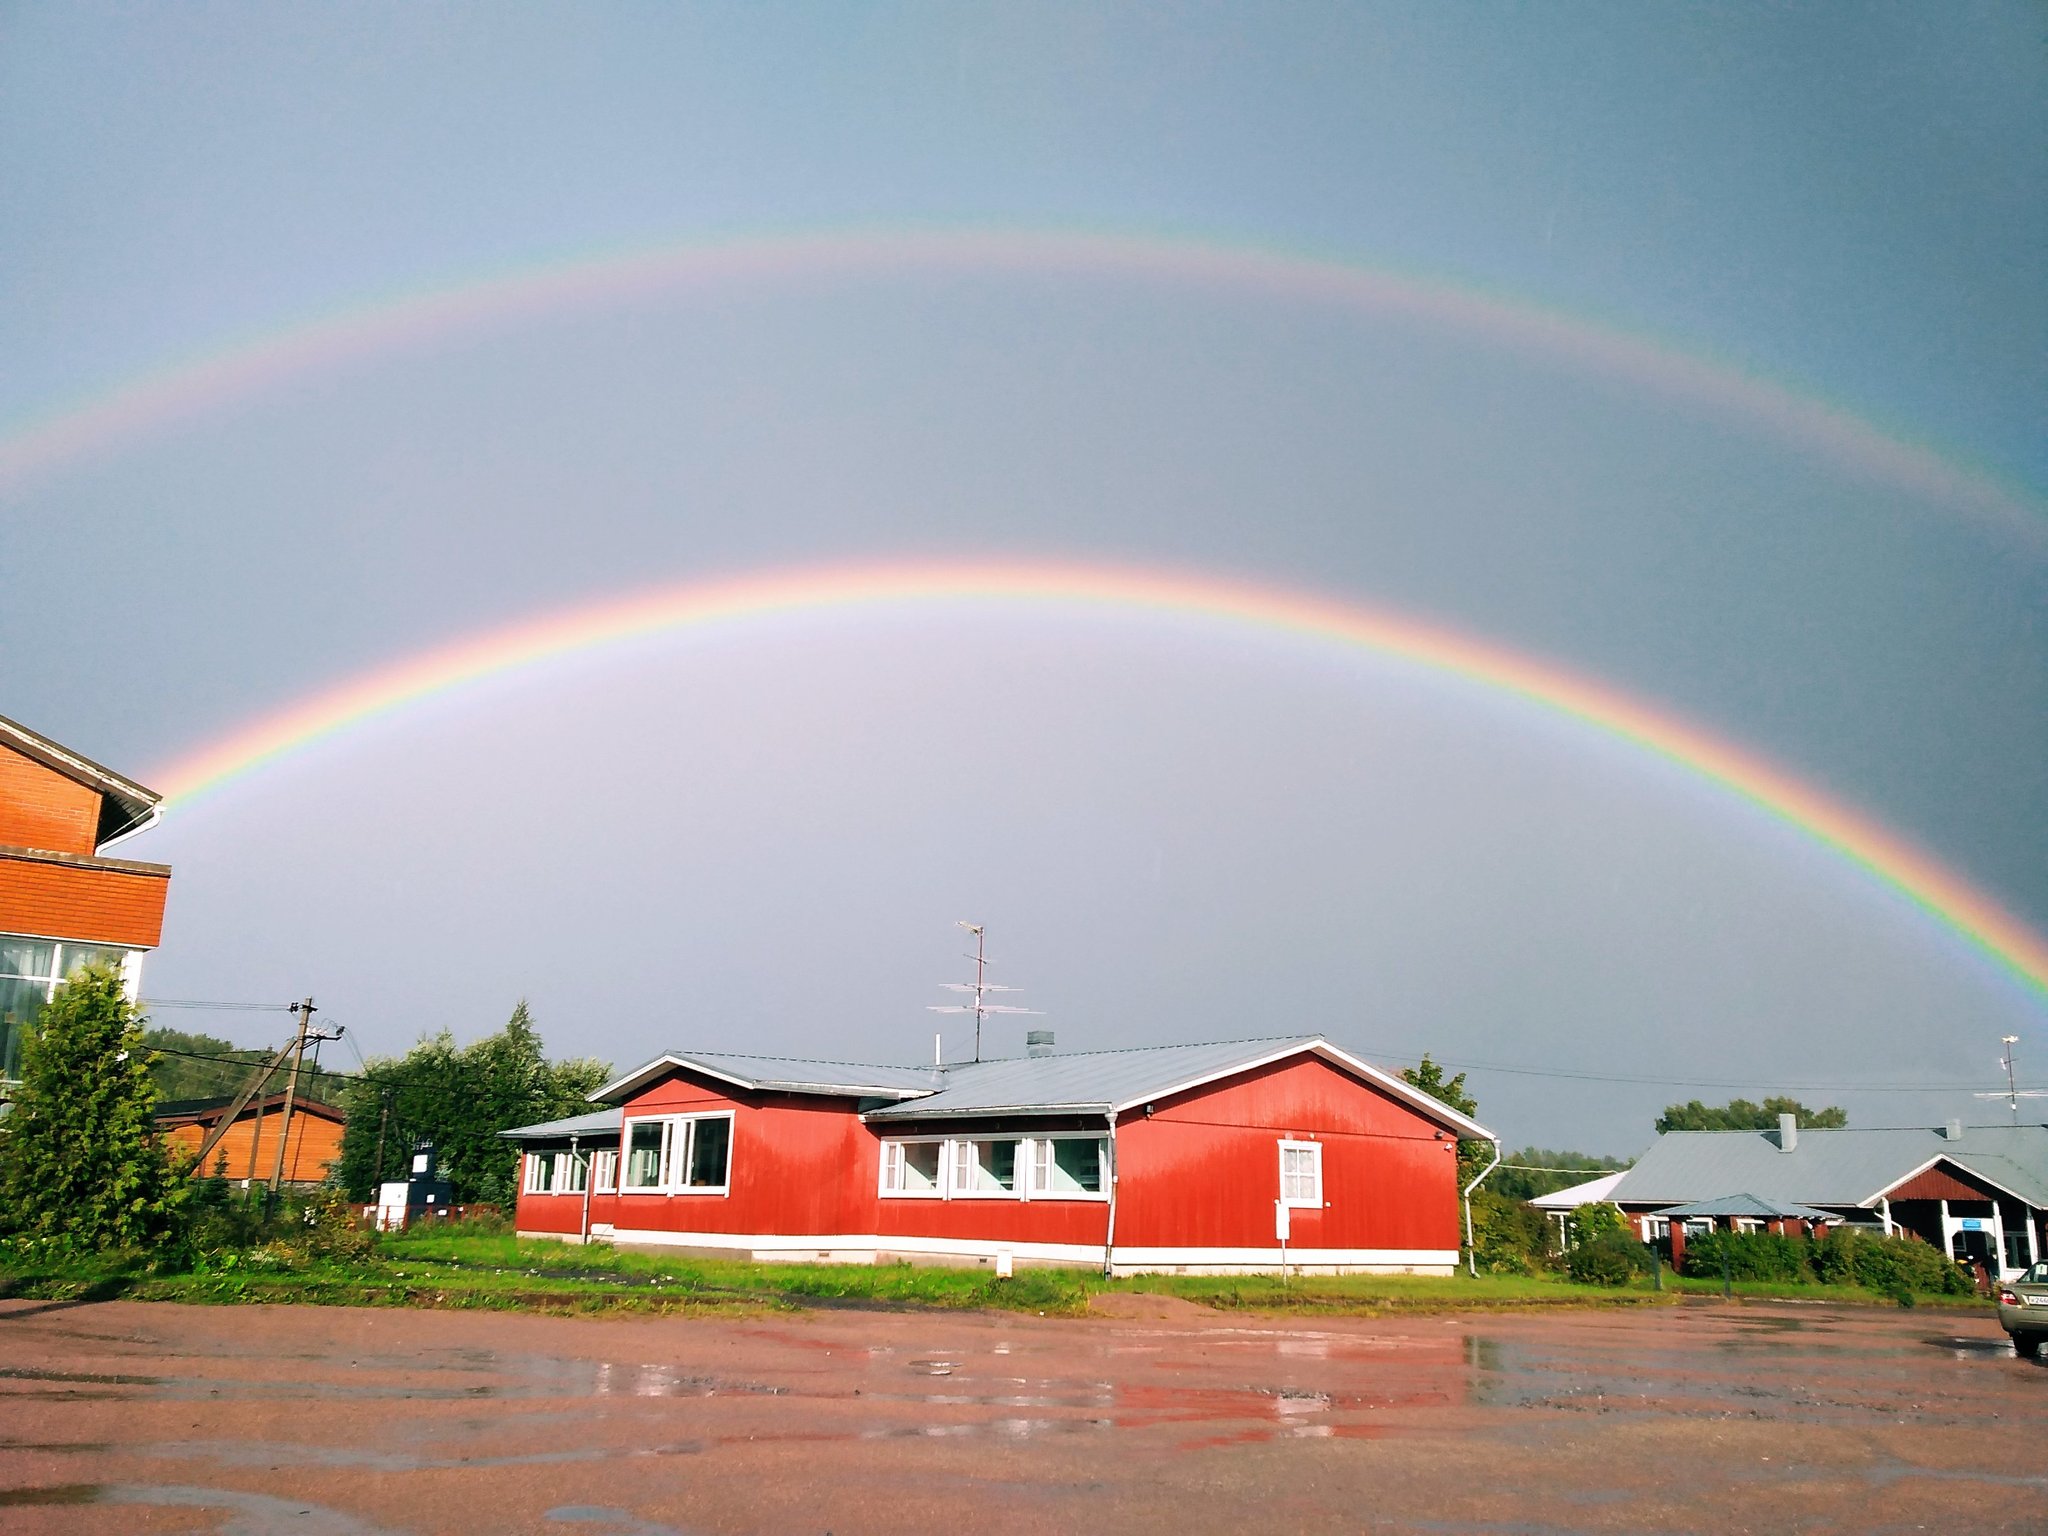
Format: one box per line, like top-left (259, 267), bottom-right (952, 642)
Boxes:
top-left (164, 1109), bottom-right (346, 1185)
top-left (0, 750), bottom-right (101, 855)
top-left (0, 854), bottom-right (169, 948)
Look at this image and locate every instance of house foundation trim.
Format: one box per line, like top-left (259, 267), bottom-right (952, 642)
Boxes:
top-left (581, 1225), bottom-right (1457, 1275)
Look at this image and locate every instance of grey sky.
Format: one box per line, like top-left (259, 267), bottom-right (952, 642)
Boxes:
top-left (2, 4), bottom-right (2042, 1153)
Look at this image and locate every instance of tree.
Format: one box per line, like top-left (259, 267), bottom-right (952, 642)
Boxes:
top-left (1655, 1097), bottom-right (1846, 1134)
top-left (1490, 1147), bottom-right (1632, 1203)
top-left (143, 1024), bottom-right (346, 1106)
top-left (0, 964), bottom-right (186, 1252)
top-left (1400, 1054), bottom-right (1490, 1187)
top-left (331, 1001), bottom-right (609, 1207)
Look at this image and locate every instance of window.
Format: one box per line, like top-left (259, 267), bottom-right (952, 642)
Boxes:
top-left (620, 1113), bottom-right (734, 1194)
top-left (0, 936), bottom-right (138, 1082)
top-left (1029, 1136), bottom-right (1105, 1196)
top-left (591, 1148), bottom-right (618, 1193)
top-left (879, 1135), bottom-right (1108, 1201)
top-left (882, 1140), bottom-right (943, 1196)
top-left (1279, 1140), bottom-right (1322, 1208)
top-left (955, 1138), bottom-right (1019, 1196)
top-left (525, 1151), bottom-right (557, 1194)
top-left (560, 1151), bottom-right (589, 1194)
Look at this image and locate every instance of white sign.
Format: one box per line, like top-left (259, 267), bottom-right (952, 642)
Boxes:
top-left (1274, 1200), bottom-right (1290, 1242)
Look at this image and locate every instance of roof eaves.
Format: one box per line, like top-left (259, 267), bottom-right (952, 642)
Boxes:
top-left (864, 1100), bottom-right (1114, 1122)
top-left (0, 714), bottom-right (162, 843)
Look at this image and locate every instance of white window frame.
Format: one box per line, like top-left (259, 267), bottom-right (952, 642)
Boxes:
top-left (619, 1111), bottom-right (734, 1196)
top-left (1278, 1139), bottom-right (1323, 1209)
top-left (1025, 1134), bottom-right (1109, 1201)
top-left (1, 936), bottom-right (144, 1083)
top-left (524, 1150), bottom-right (557, 1195)
top-left (590, 1147), bottom-right (618, 1194)
top-left (559, 1150), bottom-right (589, 1195)
top-left (877, 1134), bottom-right (1110, 1203)
top-left (879, 1136), bottom-right (947, 1198)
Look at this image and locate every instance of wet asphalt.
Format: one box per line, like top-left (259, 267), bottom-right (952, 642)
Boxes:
top-left (0, 1295), bottom-right (2042, 1533)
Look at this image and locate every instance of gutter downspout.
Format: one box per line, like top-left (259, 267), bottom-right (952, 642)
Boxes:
top-left (1462, 1139), bottom-right (1503, 1279)
top-left (574, 1134), bottom-right (591, 1244)
top-left (1102, 1111), bottom-right (1120, 1279)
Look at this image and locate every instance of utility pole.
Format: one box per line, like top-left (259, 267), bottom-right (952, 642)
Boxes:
top-left (267, 998), bottom-right (316, 1197)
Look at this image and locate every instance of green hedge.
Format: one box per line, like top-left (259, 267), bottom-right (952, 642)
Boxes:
top-left (1681, 1228), bottom-right (1972, 1296)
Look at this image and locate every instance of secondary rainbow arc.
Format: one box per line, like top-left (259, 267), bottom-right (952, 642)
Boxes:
top-left (1, 228), bottom-right (2039, 546)
top-left (148, 558), bottom-right (2048, 1008)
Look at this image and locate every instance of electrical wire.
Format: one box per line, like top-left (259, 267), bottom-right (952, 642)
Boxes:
top-left (139, 997), bottom-right (294, 1012)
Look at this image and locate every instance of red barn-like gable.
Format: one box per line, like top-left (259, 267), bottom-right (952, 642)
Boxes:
top-left (502, 1036), bottom-right (1495, 1276)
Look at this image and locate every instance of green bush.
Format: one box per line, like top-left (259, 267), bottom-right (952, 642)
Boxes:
top-left (1810, 1228), bottom-right (1971, 1297)
top-left (1567, 1232), bottom-right (1656, 1286)
top-left (1683, 1229), bottom-right (1812, 1283)
top-left (1469, 1189), bottom-right (1557, 1275)
top-left (1566, 1202), bottom-right (1625, 1247)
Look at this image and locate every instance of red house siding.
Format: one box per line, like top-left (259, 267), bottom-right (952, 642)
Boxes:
top-left (1115, 1056), bottom-right (1461, 1253)
top-left (617, 1075), bottom-right (878, 1239)
top-left (528, 1050), bottom-right (1471, 1272)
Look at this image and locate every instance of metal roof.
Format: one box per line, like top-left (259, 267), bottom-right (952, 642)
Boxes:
top-left (585, 1036), bottom-right (1495, 1139)
top-left (592, 1052), bottom-right (940, 1105)
top-left (862, 1035), bottom-right (1495, 1138)
top-left (497, 1109), bottom-right (621, 1141)
top-left (1654, 1193), bottom-right (1838, 1222)
top-left (1608, 1125), bottom-right (2048, 1210)
top-left (1527, 1170), bottom-right (1628, 1210)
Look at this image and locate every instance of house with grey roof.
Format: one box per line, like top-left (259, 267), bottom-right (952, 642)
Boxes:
top-left (1536, 1114), bottom-right (2047, 1281)
top-left (501, 1034), bottom-right (1498, 1276)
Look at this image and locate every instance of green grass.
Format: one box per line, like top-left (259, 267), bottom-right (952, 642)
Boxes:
top-left (0, 1229), bottom-right (1992, 1319)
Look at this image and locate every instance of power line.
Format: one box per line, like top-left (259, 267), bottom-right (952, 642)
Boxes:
top-left (1385, 1050), bottom-right (2045, 1095)
top-left (141, 997), bottom-right (295, 1012)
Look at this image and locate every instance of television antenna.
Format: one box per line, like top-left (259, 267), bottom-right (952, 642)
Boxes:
top-left (928, 921), bottom-right (1041, 1063)
top-left (1973, 1035), bottom-right (2048, 1123)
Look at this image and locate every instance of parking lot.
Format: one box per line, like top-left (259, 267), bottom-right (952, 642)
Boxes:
top-left (2, 1294), bottom-right (2043, 1534)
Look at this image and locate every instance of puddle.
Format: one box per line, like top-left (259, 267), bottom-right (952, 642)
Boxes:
top-left (0, 1366), bottom-right (162, 1386)
top-left (0, 1484), bottom-right (400, 1534)
top-left (0, 1484), bottom-right (103, 1506)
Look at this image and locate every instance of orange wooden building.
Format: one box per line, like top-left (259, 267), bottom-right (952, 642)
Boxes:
top-left (1, 715), bottom-right (171, 1083)
top-left (157, 1093), bottom-right (348, 1187)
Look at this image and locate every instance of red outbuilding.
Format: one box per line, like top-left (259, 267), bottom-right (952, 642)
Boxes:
top-left (502, 1035), bottom-right (1496, 1275)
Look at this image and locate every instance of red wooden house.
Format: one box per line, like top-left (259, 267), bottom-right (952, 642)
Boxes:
top-left (502, 1035), bottom-right (1495, 1275)
top-left (1, 715), bottom-right (170, 1083)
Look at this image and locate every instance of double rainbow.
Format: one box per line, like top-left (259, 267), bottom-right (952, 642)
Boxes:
top-left (2, 228), bottom-right (2040, 548)
top-left (150, 558), bottom-right (2048, 1008)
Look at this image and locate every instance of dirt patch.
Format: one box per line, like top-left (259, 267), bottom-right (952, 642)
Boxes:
top-left (1085, 1291), bottom-right (1219, 1322)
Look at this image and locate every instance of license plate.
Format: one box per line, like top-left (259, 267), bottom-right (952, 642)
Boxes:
top-left (2025, 1294), bottom-right (2048, 1307)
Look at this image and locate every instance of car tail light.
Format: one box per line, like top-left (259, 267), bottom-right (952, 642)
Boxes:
top-left (1999, 1290), bottom-right (2020, 1306)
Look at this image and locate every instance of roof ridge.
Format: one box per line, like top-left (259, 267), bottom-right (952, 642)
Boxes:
top-left (675, 1049), bottom-right (932, 1072)
top-left (945, 1033), bottom-right (1322, 1065)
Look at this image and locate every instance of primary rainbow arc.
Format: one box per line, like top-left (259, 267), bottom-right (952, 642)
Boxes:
top-left (149, 558), bottom-right (2048, 1008)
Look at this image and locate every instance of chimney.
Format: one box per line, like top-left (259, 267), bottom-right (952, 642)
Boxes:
top-left (1026, 1030), bottom-right (1055, 1058)
top-left (1944, 1118), bottom-right (1964, 1141)
top-left (1777, 1112), bottom-right (1797, 1153)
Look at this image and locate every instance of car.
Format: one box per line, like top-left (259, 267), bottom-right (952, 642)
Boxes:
top-left (1996, 1261), bottom-right (2048, 1358)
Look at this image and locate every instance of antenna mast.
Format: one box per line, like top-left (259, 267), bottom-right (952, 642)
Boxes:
top-left (1974, 1035), bottom-right (2046, 1124)
top-left (928, 922), bottom-right (1041, 1063)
